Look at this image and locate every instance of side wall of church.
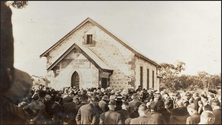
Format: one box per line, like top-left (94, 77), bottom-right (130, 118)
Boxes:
top-left (135, 56), bottom-right (158, 90)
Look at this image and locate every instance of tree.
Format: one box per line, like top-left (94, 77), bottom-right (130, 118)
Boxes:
top-left (6, 1), bottom-right (28, 9)
top-left (159, 61), bottom-right (186, 90)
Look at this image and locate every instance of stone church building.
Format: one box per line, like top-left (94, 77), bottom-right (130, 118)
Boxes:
top-left (40, 17), bottom-right (161, 90)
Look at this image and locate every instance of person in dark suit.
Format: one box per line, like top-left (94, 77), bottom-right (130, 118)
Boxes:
top-left (164, 93), bottom-right (174, 113)
top-left (52, 96), bottom-right (63, 124)
top-left (117, 101), bottom-right (130, 124)
top-left (75, 96), bottom-right (100, 124)
top-left (98, 95), bottom-right (109, 112)
top-left (156, 99), bottom-right (171, 124)
top-left (211, 100), bottom-right (221, 124)
top-left (147, 101), bottom-right (167, 124)
top-left (100, 100), bottom-right (123, 124)
top-left (192, 93), bottom-right (201, 111)
top-left (115, 93), bottom-right (123, 111)
top-left (129, 93), bottom-right (141, 114)
top-left (44, 94), bottom-right (54, 120)
top-left (29, 90), bottom-right (48, 124)
top-left (130, 103), bottom-right (150, 124)
top-left (61, 97), bottom-right (77, 124)
top-left (129, 101), bottom-right (141, 118)
top-left (170, 100), bottom-right (190, 124)
top-left (186, 103), bottom-right (200, 125)
top-left (74, 94), bottom-right (88, 115)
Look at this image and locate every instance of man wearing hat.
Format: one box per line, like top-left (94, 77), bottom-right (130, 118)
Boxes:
top-left (146, 101), bottom-right (167, 124)
top-left (99, 100), bottom-right (123, 124)
top-left (98, 95), bottom-right (109, 112)
top-left (30, 90), bottom-right (48, 124)
top-left (115, 92), bottom-right (123, 111)
top-left (211, 100), bottom-right (221, 124)
top-left (129, 93), bottom-right (141, 114)
top-left (117, 101), bottom-right (130, 124)
top-left (61, 96), bottom-right (77, 124)
top-left (192, 92), bottom-right (201, 111)
top-left (170, 100), bottom-right (190, 124)
top-left (130, 104), bottom-right (150, 124)
top-left (75, 96), bottom-right (100, 124)
top-left (186, 103), bottom-right (200, 125)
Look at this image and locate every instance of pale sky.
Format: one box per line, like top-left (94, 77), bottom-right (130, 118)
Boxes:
top-left (11, 1), bottom-right (221, 76)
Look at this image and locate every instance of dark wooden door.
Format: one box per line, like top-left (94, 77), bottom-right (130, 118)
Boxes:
top-left (101, 78), bottom-right (107, 89)
top-left (71, 71), bottom-right (79, 88)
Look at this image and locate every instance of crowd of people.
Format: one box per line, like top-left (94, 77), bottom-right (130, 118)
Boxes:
top-left (1, 1), bottom-right (220, 124)
top-left (13, 84), bottom-right (221, 124)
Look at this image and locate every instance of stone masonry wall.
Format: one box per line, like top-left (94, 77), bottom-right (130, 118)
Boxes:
top-left (135, 56), bottom-right (157, 90)
top-left (46, 21), bottom-right (158, 90)
top-left (86, 26), bottom-right (135, 89)
top-left (48, 53), bottom-right (99, 90)
top-left (46, 22), bottom-right (94, 68)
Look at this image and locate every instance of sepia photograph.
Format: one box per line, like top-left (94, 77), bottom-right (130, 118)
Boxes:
top-left (1, 1), bottom-right (221, 124)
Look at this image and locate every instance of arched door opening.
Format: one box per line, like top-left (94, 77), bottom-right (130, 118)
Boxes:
top-left (71, 71), bottom-right (79, 88)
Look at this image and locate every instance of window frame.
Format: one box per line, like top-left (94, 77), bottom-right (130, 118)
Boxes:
top-left (86, 34), bottom-right (93, 44)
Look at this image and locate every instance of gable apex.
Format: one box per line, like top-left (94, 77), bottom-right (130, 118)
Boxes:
top-left (40, 17), bottom-right (160, 67)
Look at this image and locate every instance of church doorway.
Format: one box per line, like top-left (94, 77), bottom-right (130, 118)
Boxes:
top-left (71, 71), bottom-right (79, 88)
top-left (101, 78), bottom-right (108, 89)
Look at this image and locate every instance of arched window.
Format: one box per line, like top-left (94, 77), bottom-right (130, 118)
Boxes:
top-left (71, 71), bottom-right (79, 88)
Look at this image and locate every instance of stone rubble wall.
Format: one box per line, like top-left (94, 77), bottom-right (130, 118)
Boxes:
top-left (48, 53), bottom-right (99, 90)
top-left (87, 26), bottom-right (136, 89)
top-left (135, 56), bottom-right (157, 90)
top-left (46, 22), bottom-right (158, 90)
top-left (46, 22), bottom-right (95, 68)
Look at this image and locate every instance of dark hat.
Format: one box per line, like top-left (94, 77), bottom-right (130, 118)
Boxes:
top-left (39, 90), bottom-right (46, 98)
top-left (201, 94), bottom-right (208, 100)
top-left (115, 96), bottom-right (123, 101)
top-left (209, 89), bottom-right (217, 94)
top-left (102, 95), bottom-right (109, 101)
top-left (109, 100), bottom-right (116, 106)
top-left (63, 96), bottom-right (73, 102)
top-left (156, 100), bottom-right (165, 108)
top-left (80, 95), bottom-right (89, 101)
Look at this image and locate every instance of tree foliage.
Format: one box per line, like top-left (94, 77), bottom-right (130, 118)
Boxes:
top-left (159, 61), bottom-right (221, 91)
top-left (6, 1), bottom-right (28, 9)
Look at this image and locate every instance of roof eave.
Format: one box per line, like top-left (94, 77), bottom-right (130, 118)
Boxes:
top-left (40, 17), bottom-right (92, 58)
top-left (47, 43), bottom-right (113, 73)
top-left (40, 17), bottom-right (160, 68)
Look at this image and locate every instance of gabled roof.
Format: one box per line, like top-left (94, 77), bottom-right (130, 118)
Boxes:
top-left (40, 17), bottom-right (160, 67)
top-left (47, 43), bottom-right (113, 73)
